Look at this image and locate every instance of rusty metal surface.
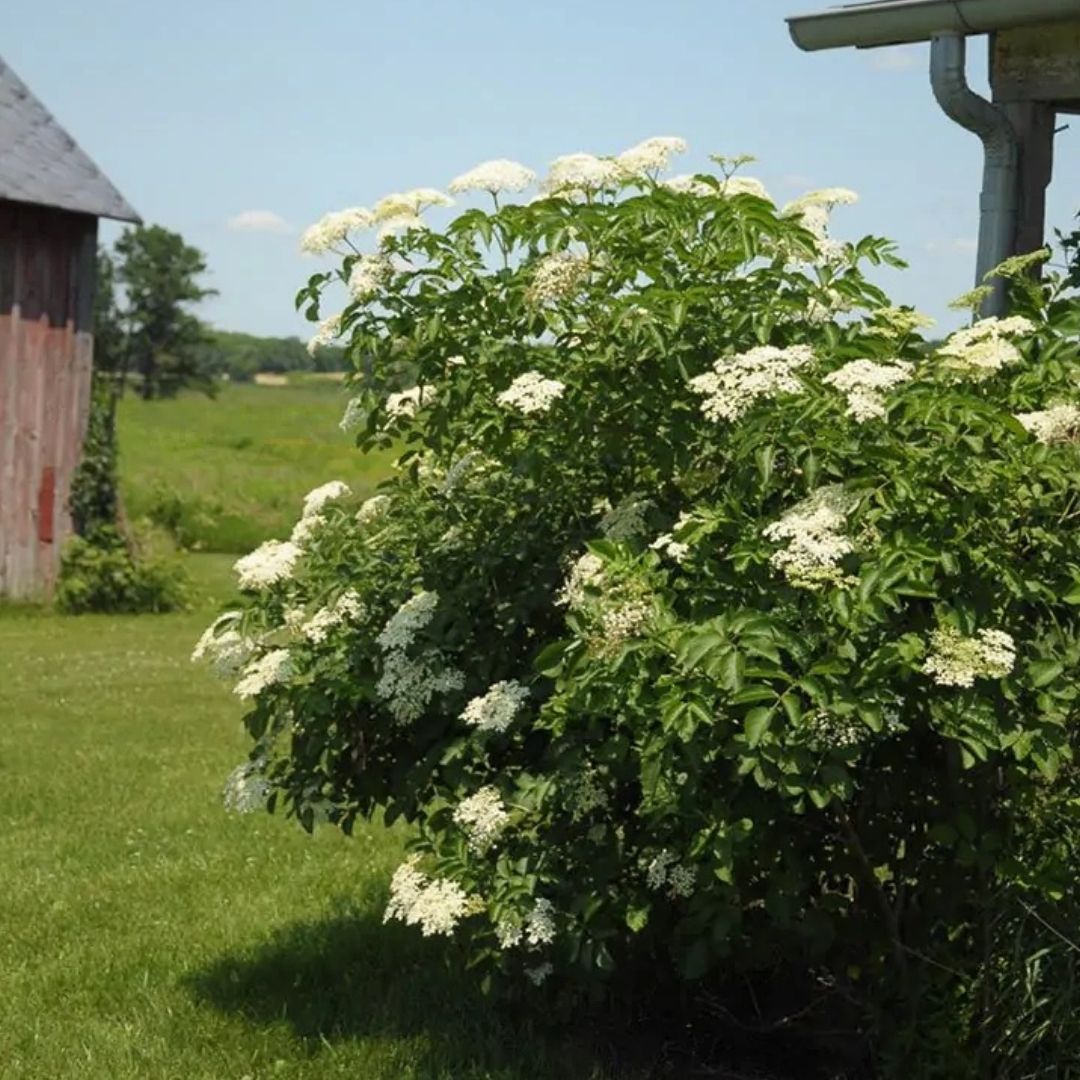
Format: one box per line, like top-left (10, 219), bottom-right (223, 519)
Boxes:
top-left (0, 55), bottom-right (139, 223)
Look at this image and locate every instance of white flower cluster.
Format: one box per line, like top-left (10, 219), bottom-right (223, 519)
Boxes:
top-left (822, 358), bottom-right (915, 422)
top-left (191, 611), bottom-right (254, 678)
top-left (557, 552), bottom-right (605, 608)
top-left (763, 485), bottom-right (859, 591)
top-left (599, 494), bottom-right (652, 541)
top-left (525, 897), bottom-right (557, 946)
top-left (300, 207), bottom-right (374, 254)
top-left (339, 396), bottom-right (365, 433)
top-left (222, 761), bottom-right (270, 814)
top-left (234, 539), bottom-right (301, 590)
top-left (302, 480), bottom-right (350, 519)
top-left (300, 590), bottom-right (365, 644)
top-left (526, 251), bottom-right (590, 305)
top-left (644, 850), bottom-right (696, 898)
top-left (448, 159), bottom-right (536, 196)
top-left (348, 253), bottom-right (393, 300)
top-left (803, 708), bottom-right (864, 751)
top-left (540, 152), bottom-right (622, 196)
top-left (306, 313), bottom-right (342, 356)
top-left (937, 316), bottom-right (1035, 378)
top-left (663, 173), bottom-right (712, 196)
top-left (374, 188), bottom-right (453, 219)
top-left (385, 385), bottom-right (428, 422)
top-left (377, 652), bottom-right (465, 723)
top-left (461, 679), bottom-right (530, 733)
top-left (650, 532), bottom-right (690, 563)
top-left (780, 190), bottom-right (856, 265)
top-left (233, 647), bottom-right (294, 700)
top-left (599, 598), bottom-right (654, 649)
top-left (375, 592), bottom-right (463, 722)
top-left (356, 493), bottom-right (392, 526)
top-left (453, 786), bottom-right (510, 852)
top-left (690, 344), bottom-right (816, 423)
top-left (616, 136), bottom-right (687, 178)
top-left (384, 856), bottom-right (471, 937)
top-left (785, 187), bottom-right (858, 212)
top-left (376, 591), bottom-right (440, 651)
top-left (497, 371), bottom-right (566, 415)
top-left (923, 625), bottom-right (1016, 688)
top-left (1015, 404), bottom-right (1080, 445)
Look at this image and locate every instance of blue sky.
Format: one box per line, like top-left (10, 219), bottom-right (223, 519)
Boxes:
top-left (8, 0), bottom-right (1080, 339)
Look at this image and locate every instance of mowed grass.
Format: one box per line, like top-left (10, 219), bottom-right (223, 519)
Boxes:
top-left (118, 381), bottom-right (394, 553)
top-left (0, 559), bottom-right (621, 1080)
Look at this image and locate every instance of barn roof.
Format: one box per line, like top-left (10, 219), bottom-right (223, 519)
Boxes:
top-left (0, 56), bottom-right (140, 223)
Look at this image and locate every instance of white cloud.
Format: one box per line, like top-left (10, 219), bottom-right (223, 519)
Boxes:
top-left (227, 209), bottom-right (292, 234)
top-left (925, 238), bottom-right (978, 254)
top-left (868, 46), bottom-right (920, 73)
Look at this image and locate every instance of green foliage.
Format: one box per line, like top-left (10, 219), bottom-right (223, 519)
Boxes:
top-left (69, 374), bottom-right (120, 537)
top-left (117, 382), bottom-right (393, 552)
top-left (201, 160), bottom-right (1080, 1072)
top-left (108, 225), bottom-right (217, 400)
top-left (197, 328), bottom-right (346, 381)
top-left (56, 526), bottom-right (189, 614)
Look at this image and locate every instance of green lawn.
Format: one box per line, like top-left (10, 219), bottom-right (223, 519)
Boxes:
top-left (0, 559), bottom-right (623, 1079)
top-left (118, 381), bottom-right (394, 553)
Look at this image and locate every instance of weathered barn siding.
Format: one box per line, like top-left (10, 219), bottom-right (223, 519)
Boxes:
top-left (0, 198), bottom-right (96, 599)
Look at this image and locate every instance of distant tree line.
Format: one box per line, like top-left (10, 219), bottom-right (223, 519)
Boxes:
top-left (95, 224), bottom-right (344, 402)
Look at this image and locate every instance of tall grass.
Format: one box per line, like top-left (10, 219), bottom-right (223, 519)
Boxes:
top-left (117, 381), bottom-right (393, 553)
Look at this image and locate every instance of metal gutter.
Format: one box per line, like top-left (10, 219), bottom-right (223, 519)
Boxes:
top-left (930, 31), bottom-right (1017, 316)
top-left (788, 0), bottom-right (1080, 52)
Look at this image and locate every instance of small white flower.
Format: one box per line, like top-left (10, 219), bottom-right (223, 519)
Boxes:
top-left (650, 533), bottom-right (690, 563)
top-left (376, 591), bottom-right (440, 651)
top-left (233, 648), bottom-right (293, 700)
top-left (460, 680), bottom-right (530, 733)
top-left (385, 385), bottom-right (428, 421)
top-left (1015, 404), bottom-right (1080, 444)
top-left (557, 552), bottom-right (605, 608)
top-left (453, 786), bottom-right (510, 852)
top-left (449, 159), bottom-right (536, 195)
top-left (615, 136), bottom-right (688, 178)
top-left (348, 253), bottom-right (393, 300)
top-left (191, 611), bottom-right (254, 678)
top-left (763, 485), bottom-right (859, 591)
top-left (539, 152), bottom-right (623, 196)
top-left (823, 359), bottom-right (915, 423)
top-left (234, 539), bottom-right (301, 590)
top-left (495, 919), bottom-right (524, 949)
top-left (937, 317), bottom-right (1034, 379)
top-left (526, 251), bottom-right (590, 305)
top-left (525, 898), bottom-right (557, 946)
top-left (356, 493), bottom-right (392, 526)
top-left (497, 371), bottom-right (566, 415)
top-left (300, 590), bottom-right (365, 643)
top-left (384, 856), bottom-right (470, 937)
top-left (923, 626), bottom-right (1016, 688)
top-left (306, 313), bottom-right (342, 356)
top-left (302, 480), bottom-right (350, 519)
top-left (690, 344), bottom-right (816, 423)
top-left (300, 207), bottom-right (374, 254)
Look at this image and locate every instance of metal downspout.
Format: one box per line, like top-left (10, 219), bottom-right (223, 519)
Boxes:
top-left (929, 32), bottom-right (1018, 318)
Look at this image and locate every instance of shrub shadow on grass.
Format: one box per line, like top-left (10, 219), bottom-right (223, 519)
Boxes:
top-left (185, 906), bottom-right (840, 1079)
top-left (185, 906), bottom-right (616, 1079)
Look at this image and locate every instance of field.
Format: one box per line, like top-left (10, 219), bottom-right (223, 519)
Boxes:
top-left (0, 556), bottom-right (637, 1080)
top-left (117, 380), bottom-right (393, 553)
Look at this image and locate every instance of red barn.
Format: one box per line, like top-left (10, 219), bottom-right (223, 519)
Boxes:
top-left (0, 57), bottom-right (139, 599)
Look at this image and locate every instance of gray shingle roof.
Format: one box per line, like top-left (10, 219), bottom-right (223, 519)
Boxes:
top-left (0, 56), bottom-right (139, 222)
